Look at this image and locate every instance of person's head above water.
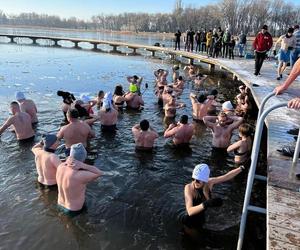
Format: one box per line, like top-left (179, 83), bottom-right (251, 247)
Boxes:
top-left (42, 134), bottom-right (58, 150)
top-left (67, 109), bottom-right (79, 121)
top-left (98, 90), bottom-right (104, 98)
top-left (10, 101), bottom-right (20, 114)
top-left (70, 143), bottom-right (87, 162)
top-left (180, 115), bottom-right (188, 124)
top-left (140, 119), bottom-right (149, 131)
top-left (197, 94), bottom-right (206, 103)
top-left (192, 164), bottom-right (210, 187)
top-left (114, 85), bottom-right (124, 96)
top-left (217, 111), bottom-right (228, 126)
top-left (239, 123), bottom-right (252, 137)
top-left (15, 91), bottom-right (26, 101)
top-left (210, 89), bottom-right (218, 98)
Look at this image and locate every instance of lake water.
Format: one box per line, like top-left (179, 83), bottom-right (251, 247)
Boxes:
top-left (0, 29), bottom-right (265, 250)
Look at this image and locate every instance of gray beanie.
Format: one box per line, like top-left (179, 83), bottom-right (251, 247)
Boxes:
top-left (15, 91), bottom-right (26, 101)
top-left (70, 143), bottom-right (87, 162)
top-left (42, 134), bottom-right (57, 149)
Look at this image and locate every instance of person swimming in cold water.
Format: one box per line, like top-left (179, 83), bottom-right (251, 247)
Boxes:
top-left (124, 84), bottom-right (144, 110)
top-left (183, 163), bottom-right (243, 237)
top-left (132, 119), bottom-right (159, 151)
top-left (190, 93), bottom-right (215, 122)
top-left (203, 112), bottom-right (243, 149)
top-left (98, 92), bottom-right (118, 132)
top-left (227, 123), bottom-right (253, 167)
top-left (113, 85), bottom-right (126, 110)
top-left (15, 91), bottom-right (38, 125)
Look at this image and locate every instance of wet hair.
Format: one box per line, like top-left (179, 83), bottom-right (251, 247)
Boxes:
top-left (133, 75), bottom-right (138, 80)
top-left (10, 101), bottom-right (19, 106)
top-left (210, 89), bottom-right (218, 97)
top-left (67, 109), bottom-right (79, 119)
top-left (140, 119), bottom-right (149, 131)
top-left (178, 76), bottom-right (183, 81)
top-left (239, 123), bottom-right (252, 137)
top-left (114, 85), bottom-right (124, 96)
top-left (180, 115), bottom-right (188, 124)
top-left (98, 90), bottom-right (104, 98)
top-left (197, 94), bottom-right (206, 103)
top-left (287, 27), bottom-right (294, 34)
top-left (158, 86), bottom-right (164, 90)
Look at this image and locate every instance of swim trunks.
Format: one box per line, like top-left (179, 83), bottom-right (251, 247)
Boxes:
top-left (57, 203), bottom-right (86, 217)
top-left (101, 124), bottom-right (117, 132)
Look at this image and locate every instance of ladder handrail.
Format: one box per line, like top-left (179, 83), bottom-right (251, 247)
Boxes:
top-left (237, 102), bottom-right (288, 250)
top-left (257, 92), bottom-right (276, 118)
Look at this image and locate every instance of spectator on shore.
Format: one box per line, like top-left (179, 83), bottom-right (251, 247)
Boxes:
top-left (228, 36), bottom-right (236, 59)
top-left (200, 28), bottom-right (207, 53)
top-left (195, 30), bottom-right (201, 52)
top-left (273, 27), bottom-right (296, 80)
top-left (186, 27), bottom-right (195, 52)
top-left (174, 29), bottom-right (181, 50)
top-left (253, 25), bottom-right (273, 76)
top-left (291, 25), bottom-right (300, 66)
top-left (212, 30), bottom-right (222, 58)
top-left (222, 28), bottom-right (231, 58)
top-left (238, 31), bottom-right (247, 57)
top-left (206, 30), bottom-right (213, 56)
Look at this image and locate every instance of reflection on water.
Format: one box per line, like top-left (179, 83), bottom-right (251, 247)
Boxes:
top-left (0, 40), bottom-right (260, 249)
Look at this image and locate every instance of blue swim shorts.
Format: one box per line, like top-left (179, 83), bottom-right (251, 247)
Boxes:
top-left (278, 49), bottom-right (291, 63)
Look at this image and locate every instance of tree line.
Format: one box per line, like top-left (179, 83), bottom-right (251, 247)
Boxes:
top-left (0, 0), bottom-right (299, 36)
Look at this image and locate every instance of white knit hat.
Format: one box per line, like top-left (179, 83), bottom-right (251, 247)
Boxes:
top-left (70, 143), bottom-right (87, 162)
top-left (222, 101), bottom-right (234, 111)
top-left (192, 164), bottom-right (210, 183)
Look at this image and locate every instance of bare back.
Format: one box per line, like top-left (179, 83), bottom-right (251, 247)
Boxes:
top-left (11, 112), bottom-right (35, 140)
top-left (99, 109), bottom-right (118, 126)
top-left (19, 99), bottom-right (38, 123)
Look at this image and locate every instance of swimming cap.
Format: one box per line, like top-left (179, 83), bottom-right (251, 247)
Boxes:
top-left (70, 143), bottom-right (87, 162)
top-left (15, 91), bottom-right (25, 100)
top-left (80, 94), bottom-right (91, 104)
top-left (222, 101), bottom-right (234, 111)
top-left (42, 134), bottom-right (57, 150)
top-left (129, 83), bottom-right (138, 93)
top-left (192, 164), bottom-right (210, 182)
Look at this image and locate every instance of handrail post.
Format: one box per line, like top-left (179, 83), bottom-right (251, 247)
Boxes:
top-left (237, 102), bottom-right (287, 250)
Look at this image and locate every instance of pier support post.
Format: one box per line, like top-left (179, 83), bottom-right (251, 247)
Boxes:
top-left (92, 43), bottom-right (98, 50)
top-left (74, 41), bottom-right (80, 49)
top-left (233, 74), bottom-right (238, 81)
top-left (208, 64), bottom-right (215, 73)
top-left (9, 36), bottom-right (15, 43)
top-left (151, 51), bottom-right (155, 57)
top-left (53, 40), bottom-right (61, 47)
top-left (31, 38), bottom-right (37, 45)
top-left (132, 48), bottom-right (137, 55)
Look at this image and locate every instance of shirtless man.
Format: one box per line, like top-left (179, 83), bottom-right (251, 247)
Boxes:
top-left (203, 112), bottom-right (243, 148)
top-left (124, 89), bottom-right (144, 110)
top-left (164, 96), bottom-right (185, 118)
top-left (57, 109), bottom-right (95, 156)
top-left (164, 115), bottom-right (194, 145)
top-left (155, 69), bottom-right (168, 86)
top-left (56, 143), bottom-right (102, 216)
top-left (190, 93), bottom-right (214, 121)
top-left (0, 102), bottom-right (35, 141)
top-left (16, 91), bottom-right (38, 124)
top-left (184, 63), bottom-right (197, 79)
top-left (132, 119), bottom-right (159, 150)
top-left (222, 101), bottom-right (235, 116)
top-left (31, 134), bottom-right (61, 187)
top-left (98, 101), bottom-right (118, 132)
top-left (127, 75), bottom-right (143, 93)
top-left (172, 65), bottom-right (180, 82)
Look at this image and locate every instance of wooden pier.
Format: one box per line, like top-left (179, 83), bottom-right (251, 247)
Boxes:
top-left (0, 34), bottom-right (299, 249)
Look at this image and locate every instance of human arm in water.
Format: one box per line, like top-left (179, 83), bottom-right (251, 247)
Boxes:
top-left (0, 117), bottom-right (13, 136)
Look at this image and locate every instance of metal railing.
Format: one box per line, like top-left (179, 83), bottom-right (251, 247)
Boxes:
top-left (237, 91), bottom-right (290, 250)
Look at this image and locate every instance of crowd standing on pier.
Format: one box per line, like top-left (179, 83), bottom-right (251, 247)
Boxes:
top-left (0, 23), bottom-right (300, 243)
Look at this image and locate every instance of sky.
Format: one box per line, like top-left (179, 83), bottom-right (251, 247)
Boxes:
top-left (0, 0), bottom-right (297, 20)
top-left (0, 0), bottom-right (220, 20)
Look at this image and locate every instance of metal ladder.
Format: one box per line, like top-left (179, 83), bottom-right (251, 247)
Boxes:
top-left (237, 92), bottom-right (300, 249)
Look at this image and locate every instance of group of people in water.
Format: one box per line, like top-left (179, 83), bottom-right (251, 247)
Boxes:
top-left (0, 59), bottom-right (257, 238)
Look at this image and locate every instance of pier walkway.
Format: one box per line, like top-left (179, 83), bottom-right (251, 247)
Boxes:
top-left (0, 34), bottom-right (299, 249)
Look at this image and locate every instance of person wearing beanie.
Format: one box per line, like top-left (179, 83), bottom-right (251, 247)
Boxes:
top-left (222, 100), bottom-right (235, 116)
top-left (253, 25), bottom-right (273, 76)
top-left (15, 91), bottom-right (38, 124)
top-left (164, 115), bottom-right (194, 146)
top-left (132, 119), bottom-right (159, 150)
top-left (190, 93), bottom-right (215, 121)
top-left (56, 143), bottom-right (102, 216)
top-left (0, 101), bottom-right (35, 141)
top-left (31, 134), bottom-right (61, 188)
top-left (57, 109), bottom-right (95, 157)
top-left (203, 111), bottom-right (243, 148)
top-left (273, 27), bottom-right (296, 80)
top-left (182, 163), bottom-right (243, 233)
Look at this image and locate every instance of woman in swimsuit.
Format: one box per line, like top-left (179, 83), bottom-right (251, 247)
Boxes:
top-left (113, 85), bottom-right (126, 110)
top-left (183, 164), bottom-right (243, 236)
top-left (227, 123), bottom-right (253, 166)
